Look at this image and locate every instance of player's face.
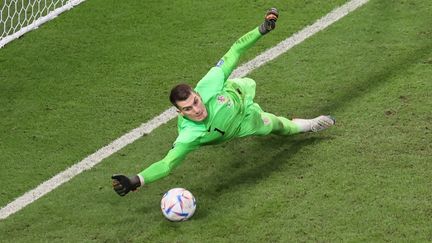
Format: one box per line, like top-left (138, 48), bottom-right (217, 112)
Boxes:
top-left (176, 92), bottom-right (208, 122)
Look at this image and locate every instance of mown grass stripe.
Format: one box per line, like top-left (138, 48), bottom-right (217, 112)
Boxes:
top-left (0, 0), bottom-right (369, 220)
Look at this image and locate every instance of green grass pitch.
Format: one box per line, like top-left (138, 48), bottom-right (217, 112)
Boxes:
top-left (0, 0), bottom-right (431, 241)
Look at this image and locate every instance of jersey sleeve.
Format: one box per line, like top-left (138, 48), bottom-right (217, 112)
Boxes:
top-left (138, 124), bottom-right (204, 184)
top-left (217, 27), bottom-right (262, 79)
top-left (194, 67), bottom-right (225, 103)
top-left (138, 141), bottom-right (200, 184)
top-left (195, 27), bottom-right (263, 102)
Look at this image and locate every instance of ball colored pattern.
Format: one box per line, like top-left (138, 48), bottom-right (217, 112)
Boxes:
top-left (161, 188), bottom-right (196, 221)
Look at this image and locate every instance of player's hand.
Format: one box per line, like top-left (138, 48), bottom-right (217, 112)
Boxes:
top-left (259, 8), bottom-right (279, 35)
top-left (111, 174), bottom-right (141, 197)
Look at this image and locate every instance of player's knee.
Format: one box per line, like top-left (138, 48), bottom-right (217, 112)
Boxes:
top-left (232, 77), bottom-right (256, 89)
top-left (274, 119), bottom-right (284, 132)
top-left (244, 78), bottom-right (256, 89)
top-left (270, 117), bottom-right (291, 135)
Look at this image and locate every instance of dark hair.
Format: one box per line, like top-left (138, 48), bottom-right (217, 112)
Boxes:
top-left (169, 83), bottom-right (193, 107)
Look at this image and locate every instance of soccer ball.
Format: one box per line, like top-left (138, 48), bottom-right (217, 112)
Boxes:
top-left (161, 188), bottom-right (196, 221)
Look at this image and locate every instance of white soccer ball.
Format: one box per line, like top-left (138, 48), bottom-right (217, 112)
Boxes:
top-left (161, 188), bottom-right (196, 221)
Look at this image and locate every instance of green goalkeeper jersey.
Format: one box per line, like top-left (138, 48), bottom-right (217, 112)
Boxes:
top-left (177, 67), bottom-right (246, 145)
top-left (139, 27), bottom-right (263, 184)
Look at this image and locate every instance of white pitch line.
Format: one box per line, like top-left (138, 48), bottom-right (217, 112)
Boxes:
top-left (0, 0), bottom-right (369, 220)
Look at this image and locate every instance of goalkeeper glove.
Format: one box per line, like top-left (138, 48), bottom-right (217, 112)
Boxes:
top-left (111, 174), bottom-right (141, 197)
top-left (259, 8), bottom-right (279, 35)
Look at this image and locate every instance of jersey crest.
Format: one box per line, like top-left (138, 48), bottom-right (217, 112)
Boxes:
top-left (216, 95), bottom-right (233, 108)
top-left (217, 95), bottom-right (226, 104)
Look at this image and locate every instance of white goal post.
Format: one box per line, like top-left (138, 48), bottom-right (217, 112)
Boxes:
top-left (0, 0), bottom-right (86, 49)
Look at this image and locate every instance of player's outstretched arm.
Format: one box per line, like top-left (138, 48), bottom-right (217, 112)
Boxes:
top-left (218, 8), bottom-right (279, 79)
top-left (111, 142), bottom-right (199, 196)
top-left (138, 142), bottom-right (198, 184)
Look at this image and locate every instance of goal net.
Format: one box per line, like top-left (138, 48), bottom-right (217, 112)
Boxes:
top-left (0, 0), bottom-right (86, 48)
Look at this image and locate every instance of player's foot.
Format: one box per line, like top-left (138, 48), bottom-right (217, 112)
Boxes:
top-left (292, 115), bottom-right (335, 132)
top-left (310, 115), bottom-right (335, 132)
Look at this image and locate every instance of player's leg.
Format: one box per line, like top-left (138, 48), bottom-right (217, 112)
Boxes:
top-left (237, 104), bottom-right (301, 137)
top-left (292, 116), bottom-right (336, 132)
top-left (257, 111), bottom-right (302, 136)
top-left (238, 104), bottom-right (335, 137)
top-left (232, 77), bottom-right (335, 136)
top-left (226, 77), bottom-right (256, 101)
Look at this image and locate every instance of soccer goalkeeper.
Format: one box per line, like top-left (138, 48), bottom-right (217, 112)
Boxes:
top-left (112, 8), bottom-right (335, 196)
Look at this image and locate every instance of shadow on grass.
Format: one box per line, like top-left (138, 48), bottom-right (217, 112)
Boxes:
top-left (138, 17), bottom-right (432, 222)
top-left (221, 136), bottom-right (322, 192)
top-left (317, 42), bottom-right (432, 115)
top-left (189, 36), bottom-right (432, 221)
top-left (191, 135), bottom-right (329, 220)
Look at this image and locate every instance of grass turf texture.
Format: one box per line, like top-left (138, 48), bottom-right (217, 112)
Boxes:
top-left (1, 0), bottom-right (431, 241)
top-left (0, 0), bottom-right (346, 209)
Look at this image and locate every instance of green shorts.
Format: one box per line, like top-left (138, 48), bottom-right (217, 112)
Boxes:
top-left (227, 78), bottom-right (301, 137)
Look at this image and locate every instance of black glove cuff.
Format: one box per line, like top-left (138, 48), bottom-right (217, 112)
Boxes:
top-left (130, 175), bottom-right (141, 190)
top-left (259, 23), bottom-right (269, 35)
